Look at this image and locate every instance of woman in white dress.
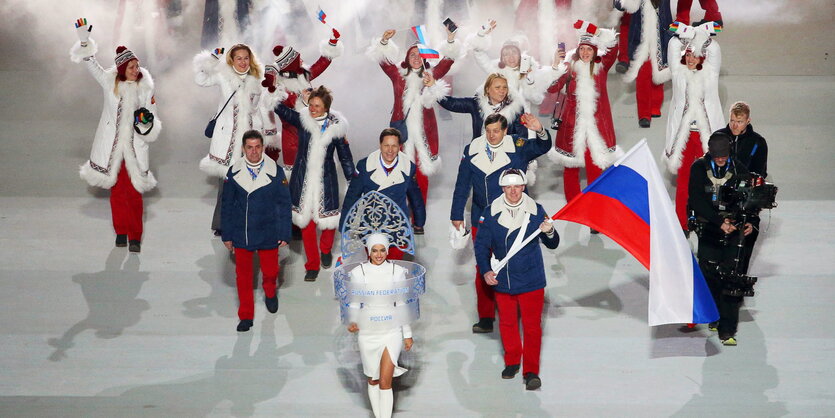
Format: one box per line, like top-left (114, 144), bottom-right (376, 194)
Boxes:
top-left (347, 233), bottom-right (414, 418)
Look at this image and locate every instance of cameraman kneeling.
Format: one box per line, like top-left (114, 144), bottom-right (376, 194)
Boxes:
top-left (688, 132), bottom-right (757, 346)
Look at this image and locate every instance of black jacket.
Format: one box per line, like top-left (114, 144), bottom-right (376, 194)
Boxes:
top-left (688, 156), bottom-right (758, 244)
top-left (717, 123), bottom-right (768, 178)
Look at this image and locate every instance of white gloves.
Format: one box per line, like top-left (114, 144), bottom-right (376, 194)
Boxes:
top-left (449, 224), bottom-right (471, 250)
top-left (74, 18), bottom-right (92, 46)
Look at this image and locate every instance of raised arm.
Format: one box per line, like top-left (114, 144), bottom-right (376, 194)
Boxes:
top-left (523, 48), bottom-right (568, 104)
top-left (431, 28), bottom-right (463, 79)
top-left (466, 19), bottom-right (498, 74)
top-left (703, 39), bottom-right (722, 75)
top-left (309, 29), bottom-right (345, 80)
top-left (274, 103), bottom-right (301, 129)
top-left (519, 115), bottom-right (552, 160)
top-left (367, 30), bottom-right (402, 83)
top-left (596, 28), bottom-right (619, 71)
top-left (193, 49), bottom-right (223, 87)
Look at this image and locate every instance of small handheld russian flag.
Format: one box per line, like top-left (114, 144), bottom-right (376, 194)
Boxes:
top-left (317, 7), bottom-right (327, 24)
top-left (410, 25), bottom-right (440, 59)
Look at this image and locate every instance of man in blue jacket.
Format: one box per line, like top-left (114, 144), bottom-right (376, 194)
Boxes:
top-left (339, 128), bottom-right (425, 257)
top-left (452, 113), bottom-right (551, 334)
top-left (221, 130), bottom-right (292, 332)
top-left (474, 168), bottom-right (560, 390)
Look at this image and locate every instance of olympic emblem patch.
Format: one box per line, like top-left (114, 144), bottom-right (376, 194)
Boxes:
top-left (515, 138), bottom-right (525, 147)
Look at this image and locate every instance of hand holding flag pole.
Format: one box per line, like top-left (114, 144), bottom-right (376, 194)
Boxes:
top-left (315, 6), bottom-right (340, 45)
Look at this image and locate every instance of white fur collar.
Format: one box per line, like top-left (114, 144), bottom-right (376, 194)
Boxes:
top-left (99, 66), bottom-right (155, 98)
top-left (468, 135), bottom-right (516, 176)
top-left (571, 59), bottom-right (601, 77)
top-left (366, 150), bottom-right (412, 190)
top-left (299, 109), bottom-right (348, 141)
top-left (217, 62), bottom-right (260, 92)
top-left (476, 90), bottom-right (525, 123)
top-left (230, 155), bottom-right (279, 194)
top-left (490, 193), bottom-right (537, 231)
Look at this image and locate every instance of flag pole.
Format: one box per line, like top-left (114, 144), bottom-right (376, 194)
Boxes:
top-left (613, 138), bottom-right (648, 167)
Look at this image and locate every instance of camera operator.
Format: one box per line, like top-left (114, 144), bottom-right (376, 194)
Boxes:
top-left (715, 102), bottom-right (768, 273)
top-left (717, 101), bottom-right (768, 179)
top-left (688, 132), bottom-right (757, 346)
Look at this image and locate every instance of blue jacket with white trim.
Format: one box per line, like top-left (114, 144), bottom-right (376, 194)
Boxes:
top-left (474, 196), bottom-right (560, 295)
top-left (339, 151), bottom-right (426, 230)
top-left (221, 156), bottom-right (292, 251)
top-left (451, 130), bottom-right (551, 225)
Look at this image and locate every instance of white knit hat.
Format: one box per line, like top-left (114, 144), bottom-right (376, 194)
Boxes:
top-left (498, 168), bottom-right (528, 186)
top-left (365, 233), bottom-right (390, 253)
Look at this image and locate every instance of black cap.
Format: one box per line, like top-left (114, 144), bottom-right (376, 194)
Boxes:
top-left (708, 132), bottom-right (731, 158)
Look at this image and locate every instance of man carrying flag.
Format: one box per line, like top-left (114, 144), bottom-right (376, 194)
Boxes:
top-left (474, 168), bottom-right (560, 391)
top-left (553, 139), bottom-right (719, 327)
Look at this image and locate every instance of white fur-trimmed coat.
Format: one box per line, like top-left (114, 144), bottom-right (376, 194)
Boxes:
top-left (70, 39), bottom-right (161, 193)
top-left (193, 51), bottom-right (264, 178)
top-left (663, 37), bottom-right (724, 174)
top-left (617, 0), bottom-right (671, 84)
top-left (466, 32), bottom-right (565, 108)
top-left (366, 37), bottom-right (460, 176)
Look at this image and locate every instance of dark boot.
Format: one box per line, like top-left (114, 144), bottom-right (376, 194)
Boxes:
top-left (502, 364), bottom-right (520, 379)
top-left (304, 270), bottom-right (319, 282)
top-left (524, 373), bottom-right (542, 390)
top-left (472, 318), bottom-right (494, 333)
top-left (115, 234), bottom-right (128, 247)
top-left (321, 252), bottom-right (333, 269)
top-left (237, 319), bottom-right (253, 332)
top-left (265, 294), bottom-right (279, 313)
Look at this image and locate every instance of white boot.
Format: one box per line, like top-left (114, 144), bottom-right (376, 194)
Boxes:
top-left (368, 383), bottom-right (381, 418)
top-left (379, 388), bottom-right (393, 418)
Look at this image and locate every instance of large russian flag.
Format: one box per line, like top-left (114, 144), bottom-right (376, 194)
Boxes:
top-left (554, 139), bottom-right (718, 326)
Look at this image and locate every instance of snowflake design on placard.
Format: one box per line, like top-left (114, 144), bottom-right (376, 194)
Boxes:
top-left (405, 262), bottom-right (426, 295)
top-left (333, 266), bottom-right (350, 305)
top-left (340, 191), bottom-right (414, 260)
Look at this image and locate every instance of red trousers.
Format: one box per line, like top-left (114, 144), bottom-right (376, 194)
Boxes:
top-left (637, 61), bottom-right (664, 120)
top-left (110, 161), bottom-right (143, 241)
top-left (301, 221), bottom-right (335, 271)
top-left (234, 247), bottom-right (279, 320)
top-left (675, 132), bottom-right (704, 230)
top-left (563, 150), bottom-right (603, 203)
top-left (471, 226), bottom-right (496, 320)
top-left (675, 0), bottom-right (722, 24)
top-left (495, 288), bottom-right (544, 375)
top-left (618, 14), bottom-right (631, 64)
